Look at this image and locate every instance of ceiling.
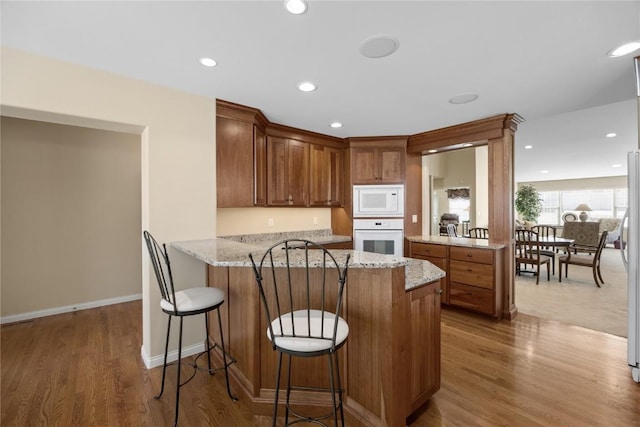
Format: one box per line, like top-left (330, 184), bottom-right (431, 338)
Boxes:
top-left (1, 1), bottom-right (639, 183)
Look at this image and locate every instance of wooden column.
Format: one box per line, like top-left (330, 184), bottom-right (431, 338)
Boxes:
top-left (408, 113), bottom-right (524, 320)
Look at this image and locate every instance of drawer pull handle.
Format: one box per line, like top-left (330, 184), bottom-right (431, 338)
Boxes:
top-left (467, 291), bottom-right (472, 295)
top-left (467, 253), bottom-right (473, 257)
top-left (467, 268), bottom-right (472, 272)
top-left (437, 289), bottom-right (443, 295)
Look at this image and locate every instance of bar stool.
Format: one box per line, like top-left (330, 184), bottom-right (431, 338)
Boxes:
top-left (143, 231), bottom-right (237, 426)
top-left (249, 239), bottom-right (350, 427)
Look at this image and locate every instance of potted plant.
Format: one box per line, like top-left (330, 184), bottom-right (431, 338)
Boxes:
top-left (515, 184), bottom-right (542, 222)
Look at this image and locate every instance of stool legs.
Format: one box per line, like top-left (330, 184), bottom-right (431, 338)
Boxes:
top-left (155, 308), bottom-right (236, 427)
top-left (155, 314), bottom-right (172, 400)
top-left (272, 351), bottom-right (345, 426)
top-left (214, 309), bottom-right (237, 401)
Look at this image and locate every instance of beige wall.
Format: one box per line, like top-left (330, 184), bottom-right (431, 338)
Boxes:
top-left (217, 207), bottom-right (332, 236)
top-left (475, 146), bottom-right (489, 228)
top-left (1, 117), bottom-right (141, 316)
top-left (1, 47), bottom-right (217, 366)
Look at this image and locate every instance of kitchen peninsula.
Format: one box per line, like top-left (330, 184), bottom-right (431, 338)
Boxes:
top-left (173, 230), bottom-right (445, 427)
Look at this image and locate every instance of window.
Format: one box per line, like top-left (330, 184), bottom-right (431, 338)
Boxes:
top-left (538, 188), bottom-right (627, 224)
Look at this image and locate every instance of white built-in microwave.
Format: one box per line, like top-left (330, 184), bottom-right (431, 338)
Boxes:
top-left (353, 184), bottom-right (405, 218)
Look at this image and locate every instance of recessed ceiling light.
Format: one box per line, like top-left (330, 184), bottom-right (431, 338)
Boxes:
top-left (612, 164), bottom-right (622, 168)
top-left (330, 122), bottom-right (343, 128)
top-left (359, 34), bottom-right (400, 59)
top-left (449, 93), bottom-right (479, 104)
top-left (524, 145), bottom-right (533, 150)
top-left (462, 143), bottom-right (473, 147)
top-left (607, 41), bottom-right (640, 57)
top-left (606, 132), bottom-right (617, 138)
top-left (428, 149), bottom-right (438, 153)
top-left (540, 170), bottom-right (549, 174)
top-left (297, 81), bottom-right (316, 92)
top-left (200, 57), bottom-right (217, 67)
top-left (284, 0), bottom-right (307, 15)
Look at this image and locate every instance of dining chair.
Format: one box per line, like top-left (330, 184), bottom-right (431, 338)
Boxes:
top-left (469, 227), bottom-right (489, 239)
top-left (559, 231), bottom-right (608, 287)
top-left (531, 225), bottom-right (558, 274)
top-left (143, 231), bottom-right (237, 426)
top-left (446, 223), bottom-right (458, 237)
top-left (515, 229), bottom-right (552, 284)
top-left (249, 239), bottom-right (350, 427)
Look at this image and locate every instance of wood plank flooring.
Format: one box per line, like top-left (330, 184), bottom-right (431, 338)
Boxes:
top-left (2, 301), bottom-right (638, 426)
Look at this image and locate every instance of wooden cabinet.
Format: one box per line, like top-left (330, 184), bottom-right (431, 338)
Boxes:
top-left (352, 146), bottom-right (405, 184)
top-left (216, 100), bottom-right (268, 208)
top-left (409, 242), bottom-right (449, 304)
top-left (448, 246), bottom-right (503, 316)
top-left (216, 116), bottom-right (255, 207)
top-left (309, 144), bottom-right (344, 206)
top-left (267, 136), bottom-right (309, 206)
top-left (253, 125), bottom-right (267, 206)
top-left (409, 241), bottom-right (504, 318)
top-left (408, 281), bottom-right (441, 413)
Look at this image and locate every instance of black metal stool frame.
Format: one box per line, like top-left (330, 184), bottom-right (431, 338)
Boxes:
top-left (144, 231), bottom-right (237, 426)
top-left (249, 239), bottom-right (350, 427)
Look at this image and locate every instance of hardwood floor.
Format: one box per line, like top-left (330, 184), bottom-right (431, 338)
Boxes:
top-left (2, 301), bottom-right (638, 426)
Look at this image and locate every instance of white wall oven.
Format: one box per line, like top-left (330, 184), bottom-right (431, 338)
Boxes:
top-left (353, 185), bottom-right (404, 218)
top-left (353, 219), bottom-right (404, 257)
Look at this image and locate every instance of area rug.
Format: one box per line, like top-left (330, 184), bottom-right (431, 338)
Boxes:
top-left (515, 247), bottom-right (628, 337)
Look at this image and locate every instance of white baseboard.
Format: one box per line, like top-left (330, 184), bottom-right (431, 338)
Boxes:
top-left (141, 342), bottom-right (205, 369)
top-left (0, 293), bottom-right (142, 325)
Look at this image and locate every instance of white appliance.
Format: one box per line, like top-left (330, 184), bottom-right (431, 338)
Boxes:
top-left (353, 219), bottom-right (404, 256)
top-left (624, 56), bottom-right (640, 383)
top-left (623, 151), bottom-right (640, 383)
top-left (353, 184), bottom-right (405, 218)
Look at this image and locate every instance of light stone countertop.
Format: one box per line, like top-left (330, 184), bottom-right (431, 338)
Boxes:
top-left (406, 235), bottom-right (506, 250)
top-left (172, 234), bottom-right (445, 290)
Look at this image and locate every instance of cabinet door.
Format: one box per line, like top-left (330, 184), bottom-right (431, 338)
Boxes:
top-left (309, 144), bottom-right (328, 206)
top-left (310, 145), bottom-right (344, 206)
top-left (408, 282), bottom-right (441, 412)
top-left (253, 125), bottom-right (267, 206)
top-left (287, 139), bottom-right (309, 206)
top-left (267, 137), bottom-right (309, 206)
top-left (379, 146), bottom-right (405, 183)
top-left (216, 116), bottom-right (254, 207)
top-left (352, 147), bottom-right (379, 184)
top-left (267, 136), bottom-right (289, 205)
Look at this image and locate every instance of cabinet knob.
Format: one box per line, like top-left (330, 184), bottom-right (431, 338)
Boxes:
top-left (467, 291), bottom-right (472, 295)
top-left (467, 268), bottom-right (472, 272)
top-left (437, 289), bottom-right (443, 295)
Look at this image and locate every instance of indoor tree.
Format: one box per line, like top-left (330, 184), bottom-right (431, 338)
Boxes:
top-left (515, 184), bottom-right (542, 222)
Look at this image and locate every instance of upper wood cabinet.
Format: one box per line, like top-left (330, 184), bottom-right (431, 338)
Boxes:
top-left (267, 137), bottom-right (309, 206)
top-left (309, 144), bottom-right (344, 207)
top-left (216, 100), bottom-right (268, 208)
top-left (253, 125), bottom-right (267, 206)
top-left (349, 138), bottom-right (407, 184)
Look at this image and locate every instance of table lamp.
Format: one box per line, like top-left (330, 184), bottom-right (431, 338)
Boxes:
top-left (575, 204), bottom-right (592, 222)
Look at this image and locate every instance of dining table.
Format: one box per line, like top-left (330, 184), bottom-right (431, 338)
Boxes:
top-left (537, 236), bottom-right (575, 250)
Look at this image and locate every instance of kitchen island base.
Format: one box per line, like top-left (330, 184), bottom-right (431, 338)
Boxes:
top-left (206, 264), bottom-right (441, 427)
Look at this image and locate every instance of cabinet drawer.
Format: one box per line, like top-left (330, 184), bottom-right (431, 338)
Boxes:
top-left (449, 260), bottom-right (494, 290)
top-left (411, 242), bottom-right (447, 259)
top-left (450, 246), bottom-right (493, 264)
top-left (449, 283), bottom-right (494, 315)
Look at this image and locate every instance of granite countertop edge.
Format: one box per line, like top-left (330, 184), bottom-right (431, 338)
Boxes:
top-left (172, 233), bottom-right (445, 290)
top-left (406, 235), bottom-right (506, 249)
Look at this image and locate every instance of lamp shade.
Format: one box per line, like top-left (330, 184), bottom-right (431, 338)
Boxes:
top-left (574, 204), bottom-right (592, 212)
